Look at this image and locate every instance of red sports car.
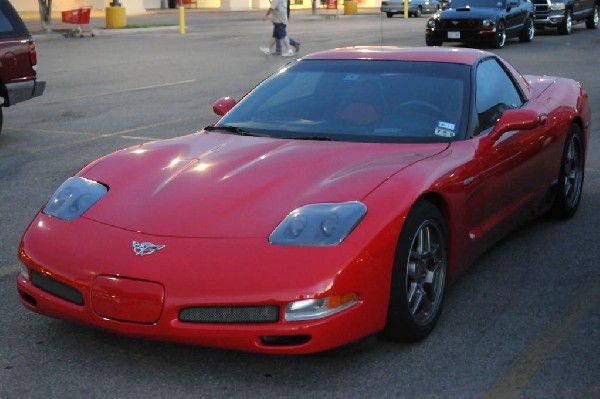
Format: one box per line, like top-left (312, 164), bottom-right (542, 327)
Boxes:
top-left (17, 47), bottom-right (591, 354)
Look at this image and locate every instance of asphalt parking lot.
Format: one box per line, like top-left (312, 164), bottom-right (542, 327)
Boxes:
top-left (1, 9), bottom-right (599, 398)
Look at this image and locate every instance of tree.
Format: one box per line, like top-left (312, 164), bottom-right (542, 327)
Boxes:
top-left (38, 0), bottom-right (53, 32)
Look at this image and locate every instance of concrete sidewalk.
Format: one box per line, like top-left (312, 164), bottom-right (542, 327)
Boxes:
top-left (23, 7), bottom-right (382, 40)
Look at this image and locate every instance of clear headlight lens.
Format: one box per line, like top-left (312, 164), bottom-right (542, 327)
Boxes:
top-left (550, 2), bottom-right (565, 10)
top-left (427, 18), bottom-right (436, 28)
top-left (482, 18), bottom-right (493, 27)
top-left (269, 202), bottom-right (367, 246)
top-left (285, 293), bottom-right (359, 321)
top-left (43, 177), bottom-right (108, 220)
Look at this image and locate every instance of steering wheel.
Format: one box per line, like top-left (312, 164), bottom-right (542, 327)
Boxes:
top-left (393, 100), bottom-right (442, 118)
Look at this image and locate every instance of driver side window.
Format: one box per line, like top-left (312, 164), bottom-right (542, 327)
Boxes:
top-left (475, 58), bottom-right (524, 133)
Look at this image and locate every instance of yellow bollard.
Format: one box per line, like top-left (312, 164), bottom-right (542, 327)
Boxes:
top-left (106, 6), bottom-right (126, 29)
top-left (179, 6), bottom-right (185, 35)
top-left (404, 0), bottom-right (409, 18)
top-left (343, 0), bottom-right (357, 15)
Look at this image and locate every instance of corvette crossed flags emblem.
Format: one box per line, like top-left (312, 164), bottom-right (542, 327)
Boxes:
top-left (132, 241), bottom-right (166, 256)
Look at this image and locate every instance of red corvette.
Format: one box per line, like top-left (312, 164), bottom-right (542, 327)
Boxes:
top-left (17, 47), bottom-right (591, 354)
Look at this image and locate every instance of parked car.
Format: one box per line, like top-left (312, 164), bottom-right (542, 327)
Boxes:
top-left (17, 47), bottom-right (590, 354)
top-left (381, 0), bottom-right (442, 17)
top-left (531, 0), bottom-right (599, 34)
top-left (0, 0), bottom-right (45, 137)
top-left (425, 0), bottom-right (536, 48)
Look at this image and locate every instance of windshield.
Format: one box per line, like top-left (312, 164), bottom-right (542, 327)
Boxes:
top-left (450, 0), bottom-right (506, 8)
top-left (215, 59), bottom-right (471, 143)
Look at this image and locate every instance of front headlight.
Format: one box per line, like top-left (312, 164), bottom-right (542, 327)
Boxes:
top-left (550, 2), bottom-right (565, 10)
top-left (427, 18), bottom-right (436, 28)
top-left (482, 18), bottom-right (494, 27)
top-left (269, 201), bottom-right (367, 246)
top-left (43, 177), bottom-right (108, 220)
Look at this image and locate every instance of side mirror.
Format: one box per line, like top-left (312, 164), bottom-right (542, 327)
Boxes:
top-left (213, 97), bottom-right (237, 116)
top-left (489, 109), bottom-right (540, 141)
top-left (507, 0), bottom-right (518, 9)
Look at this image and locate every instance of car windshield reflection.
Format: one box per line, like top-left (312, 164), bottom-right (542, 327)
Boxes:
top-left (215, 59), bottom-right (470, 144)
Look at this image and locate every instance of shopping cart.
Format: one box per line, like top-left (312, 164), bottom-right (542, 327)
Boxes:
top-left (61, 7), bottom-right (95, 38)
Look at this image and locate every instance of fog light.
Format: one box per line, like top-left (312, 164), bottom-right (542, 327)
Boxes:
top-left (285, 292), bottom-right (359, 321)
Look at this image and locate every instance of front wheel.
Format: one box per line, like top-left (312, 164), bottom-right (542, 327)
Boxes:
top-left (519, 17), bottom-right (535, 42)
top-left (558, 8), bottom-right (573, 34)
top-left (493, 21), bottom-right (507, 48)
top-left (383, 201), bottom-right (448, 342)
top-left (386, 12), bottom-right (394, 18)
top-left (586, 4), bottom-right (599, 29)
top-left (552, 124), bottom-right (585, 218)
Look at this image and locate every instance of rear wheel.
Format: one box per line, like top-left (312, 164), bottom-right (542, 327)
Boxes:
top-left (552, 124), bottom-right (585, 218)
top-left (586, 4), bottom-right (599, 29)
top-left (519, 17), bottom-right (535, 42)
top-left (493, 21), bottom-right (507, 48)
top-left (558, 8), bottom-right (573, 34)
top-left (383, 201), bottom-right (448, 342)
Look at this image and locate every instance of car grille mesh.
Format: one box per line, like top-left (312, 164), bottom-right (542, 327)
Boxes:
top-left (179, 305), bottom-right (280, 323)
top-left (440, 19), bottom-right (480, 29)
top-left (31, 270), bottom-right (84, 305)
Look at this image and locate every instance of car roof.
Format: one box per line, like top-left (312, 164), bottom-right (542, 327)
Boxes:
top-left (301, 46), bottom-right (492, 66)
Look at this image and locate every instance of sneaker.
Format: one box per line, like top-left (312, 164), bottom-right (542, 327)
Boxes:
top-left (260, 47), bottom-right (271, 55)
top-left (294, 43), bottom-right (301, 53)
top-left (282, 49), bottom-right (296, 57)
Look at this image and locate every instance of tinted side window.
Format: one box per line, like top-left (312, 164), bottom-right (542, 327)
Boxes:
top-left (475, 58), bottom-right (524, 132)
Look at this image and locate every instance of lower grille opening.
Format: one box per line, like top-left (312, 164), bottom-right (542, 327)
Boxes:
top-left (260, 335), bottom-right (312, 346)
top-left (179, 305), bottom-right (280, 323)
top-left (19, 290), bottom-right (37, 306)
top-left (31, 270), bottom-right (84, 305)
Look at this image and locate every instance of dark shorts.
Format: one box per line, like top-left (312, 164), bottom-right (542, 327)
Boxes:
top-left (272, 23), bottom-right (287, 40)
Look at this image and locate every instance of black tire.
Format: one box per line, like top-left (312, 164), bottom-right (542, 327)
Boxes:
top-left (493, 21), bottom-right (507, 48)
top-left (586, 4), bottom-right (599, 29)
top-left (383, 201), bottom-right (448, 342)
top-left (519, 17), bottom-right (535, 42)
top-left (558, 8), bottom-right (572, 35)
top-left (552, 124), bottom-right (585, 218)
top-left (387, 12), bottom-right (394, 18)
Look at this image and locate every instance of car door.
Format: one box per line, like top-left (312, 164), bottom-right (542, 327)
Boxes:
top-left (504, 0), bottom-right (527, 36)
top-left (468, 57), bottom-right (549, 243)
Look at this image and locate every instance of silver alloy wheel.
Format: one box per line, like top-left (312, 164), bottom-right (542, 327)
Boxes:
top-left (563, 134), bottom-right (583, 208)
top-left (405, 219), bottom-right (446, 326)
top-left (496, 22), bottom-right (506, 47)
top-left (527, 18), bottom-right (535, 40)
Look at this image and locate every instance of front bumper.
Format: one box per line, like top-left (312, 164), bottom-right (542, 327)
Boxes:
top-left (426, 27), bottom-right (497, 43)
top-left (533, 11), bottom-right (566, 27)
top-left (17, 214), bottom-right (392, 354)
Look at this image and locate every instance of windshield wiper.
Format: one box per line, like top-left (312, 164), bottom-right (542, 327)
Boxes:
top-left (284, 135), bottom-right (334, 141)
top-left (205, 125), bottom-right (264, 137)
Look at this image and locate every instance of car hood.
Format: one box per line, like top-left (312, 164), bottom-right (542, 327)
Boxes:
top-left (81, 132), bottom-right (448, 238)
top-left (440, 8), bottom-right (503, 19)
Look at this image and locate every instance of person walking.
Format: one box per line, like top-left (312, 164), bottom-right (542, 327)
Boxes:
top-left (275, 0), bottom-right (300, 55)
top-left (260, 0), bottom-right (295, 57)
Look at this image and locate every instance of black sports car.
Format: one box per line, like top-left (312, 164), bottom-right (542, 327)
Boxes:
top-left (425, 0), bottom-right (536, 48)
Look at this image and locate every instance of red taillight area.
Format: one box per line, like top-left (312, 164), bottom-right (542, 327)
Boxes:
top-left (29, 41), bottom-right (37, 66)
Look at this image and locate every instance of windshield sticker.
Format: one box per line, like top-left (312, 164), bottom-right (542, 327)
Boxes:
top-left (344, 74), bottom-right (361, 81)
top-left (435, 121), bottom-right (456, 138)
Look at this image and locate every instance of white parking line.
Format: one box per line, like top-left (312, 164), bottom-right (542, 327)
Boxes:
top-left (0, 264), bottom-right (19, 279)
